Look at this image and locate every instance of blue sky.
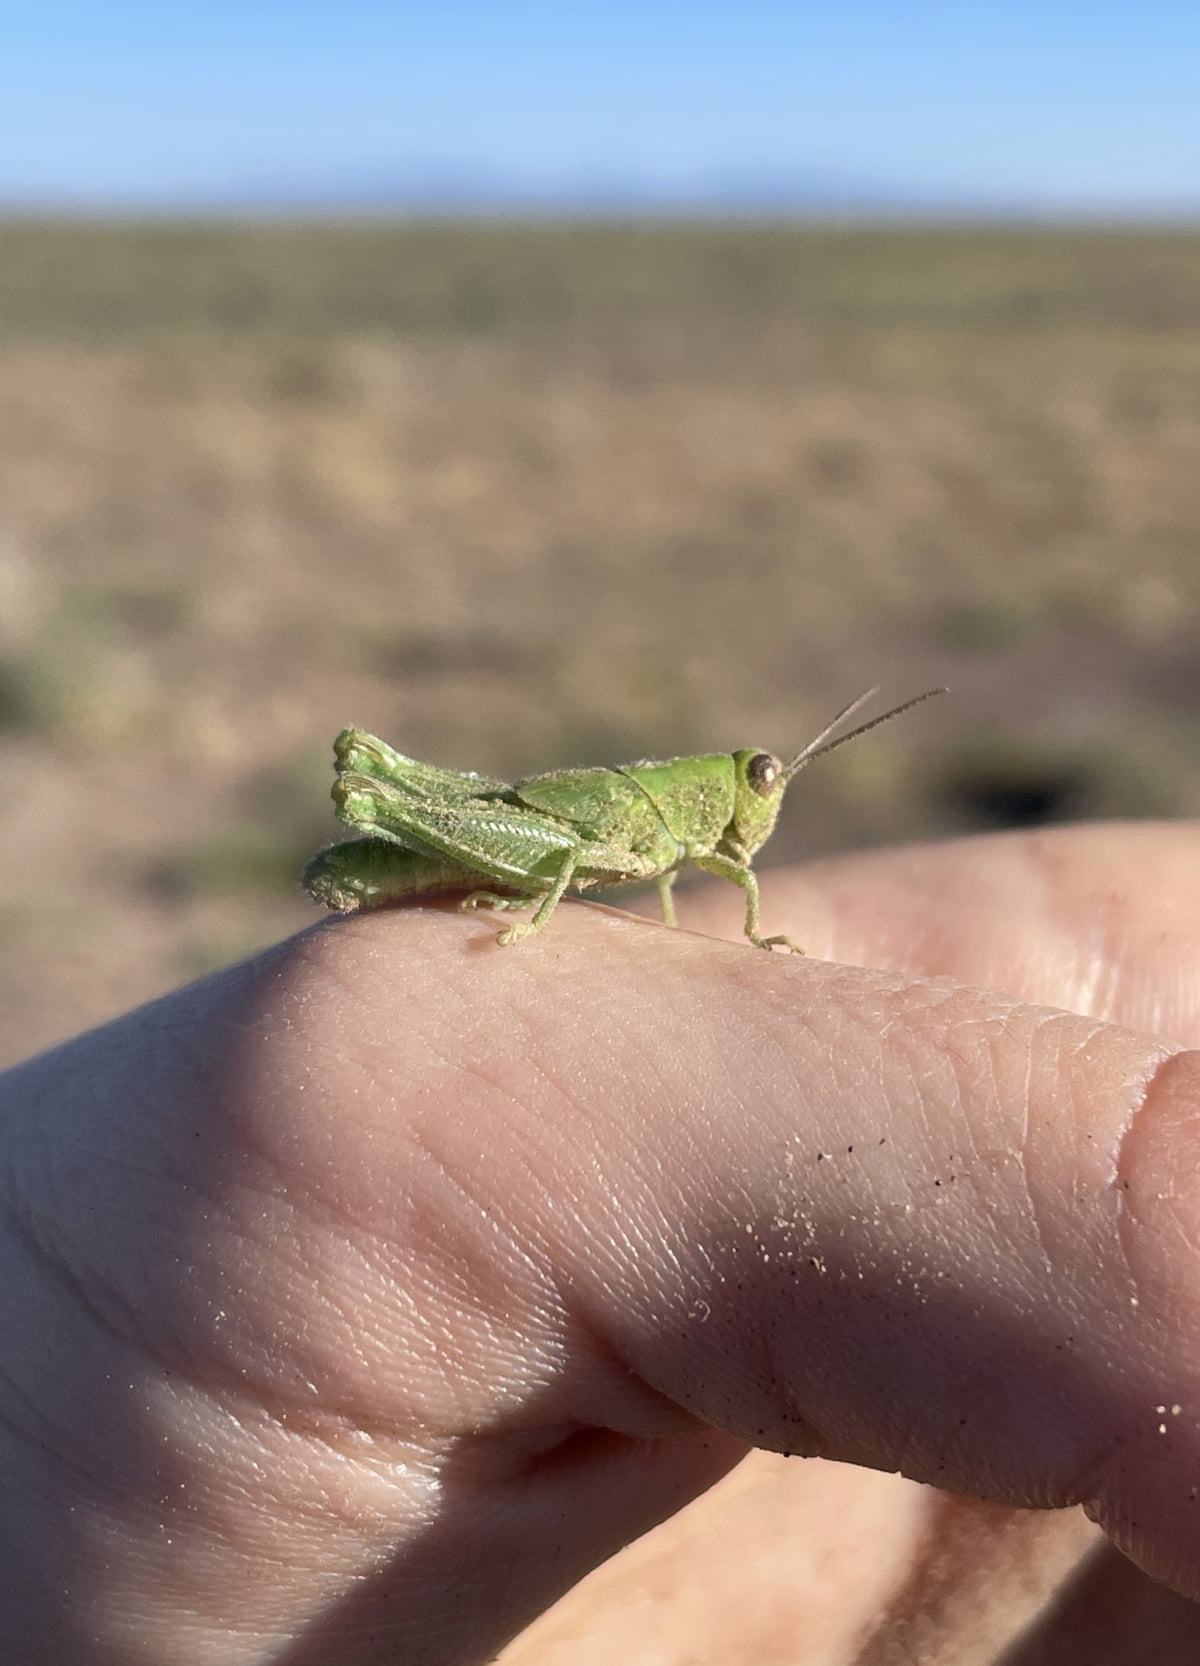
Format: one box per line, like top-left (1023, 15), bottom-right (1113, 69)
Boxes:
top-left (3, 0), bottom-right (1199, 212)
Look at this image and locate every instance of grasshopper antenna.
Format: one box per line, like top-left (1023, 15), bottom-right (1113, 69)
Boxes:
top-left (784, 687), bottom-right (948, 779)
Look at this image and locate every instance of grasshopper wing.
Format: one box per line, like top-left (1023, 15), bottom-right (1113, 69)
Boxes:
top-left (512, 767), bottom-right (656, 841)
top-left (515, 768), bottom-right (682, 874)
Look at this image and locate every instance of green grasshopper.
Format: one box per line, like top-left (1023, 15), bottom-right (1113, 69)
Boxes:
top-left (304, 687), bottom-right (945, 950)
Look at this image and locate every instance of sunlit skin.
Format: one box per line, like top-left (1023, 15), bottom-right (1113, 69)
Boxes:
top-left (4, 823), bottom-right (1200, 1661)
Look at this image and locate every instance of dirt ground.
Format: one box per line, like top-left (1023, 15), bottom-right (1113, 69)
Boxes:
top-left (1, 221), bottom-right (1199, 1065)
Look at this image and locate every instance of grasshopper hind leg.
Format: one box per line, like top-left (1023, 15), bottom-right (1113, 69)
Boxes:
top-left (304, 839), bottom-right (482, 911)
top-left (484, 849), bottom-right (580, 946)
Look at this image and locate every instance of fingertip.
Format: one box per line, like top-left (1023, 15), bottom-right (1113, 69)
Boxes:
top-left (1083, 1046), bottom-right (1200, 1595)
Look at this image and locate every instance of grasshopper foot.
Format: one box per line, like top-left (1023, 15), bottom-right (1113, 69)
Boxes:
top-left (496, 920), bottom-right (538, 947)
top-left (459, 890), bottom-right (530, 915)
top-left (753, 934), bottom-right (806, 954)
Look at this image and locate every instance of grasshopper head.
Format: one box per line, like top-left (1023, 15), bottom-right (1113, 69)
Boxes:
top-left (729, 749), bottom-right (791, 856)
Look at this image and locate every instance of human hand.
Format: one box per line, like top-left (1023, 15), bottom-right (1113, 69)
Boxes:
top-left (2, 823), bottom-right (1200, 1664)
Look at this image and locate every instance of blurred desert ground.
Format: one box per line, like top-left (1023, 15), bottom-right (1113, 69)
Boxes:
top-left (1, 220), bottom-right (1198, 1066)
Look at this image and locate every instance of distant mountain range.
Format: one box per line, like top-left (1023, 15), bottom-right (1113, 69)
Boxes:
top-left (219, 163), bottom-right (925, 215)
top-left (3, 163), bottom-right (1198, 219)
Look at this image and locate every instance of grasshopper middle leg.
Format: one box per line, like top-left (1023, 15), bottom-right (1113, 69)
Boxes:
top-left (690, 853), bottom-right (803, 954)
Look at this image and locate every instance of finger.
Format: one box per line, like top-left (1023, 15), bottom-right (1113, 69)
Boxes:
top-left (7, 899), bottom-right (1200, 1663)
top-left (293, 910), bottom-right (1200, 1624)
top-left (676, 821), bottom-right (1200, 1041)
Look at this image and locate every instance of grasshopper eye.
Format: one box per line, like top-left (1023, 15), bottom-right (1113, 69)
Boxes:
top-left (746, 752), bottom-right (781, 795)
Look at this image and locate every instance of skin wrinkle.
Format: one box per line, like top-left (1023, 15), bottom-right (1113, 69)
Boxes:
top-left (1019, 1013), bottom-right (1086, 1285)
top-left (396, 1114), bottom-right (559, 1354)
top-left (170, 1209), bottom-right (358, 1405)
top-left (865, 991), bottom-right (1008, 1239)
top-left (381, 1119), bottom-right (670, 1452)
top-left (599, 950), bottom-right (773, 1189)
top-left (301, 929), bottom-right (452, 1075)
top-left (952, 1011), bottom-right (1108, 1310)
top-left (1026, 829), bottom-right (1185, 1040)
top-left (1110, 1053), bottom-right (1178, 1320)
top-left (101, 1452), bottom-right (408, 1659)
top-left (0, 1172), bottom-right (186, 1426)
top-left (609, 992), bottom-right (694, 1116)
top-left (2, 1165), bottom-right (113, 1329)
top-left (1012, 1008), bottom-right (1037, 1253)
top-left (249, 1418), bottom-right (441, 1547)
top-left (0, 1347), bottom-right (122, 1499)
top-left (509, 1043), bottom-right (597, 1143)
top-left (229, 1008), bottom-right (570, 1434)
top-left (247, 1230), bottom-right (417, 1415)
top-left (212, 1415), bottom-right (450, 1584)
top-left (1075, 899), bottom-right (1118, 1025)
top-left (1042, 839), bottom-right (1138, 1027)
